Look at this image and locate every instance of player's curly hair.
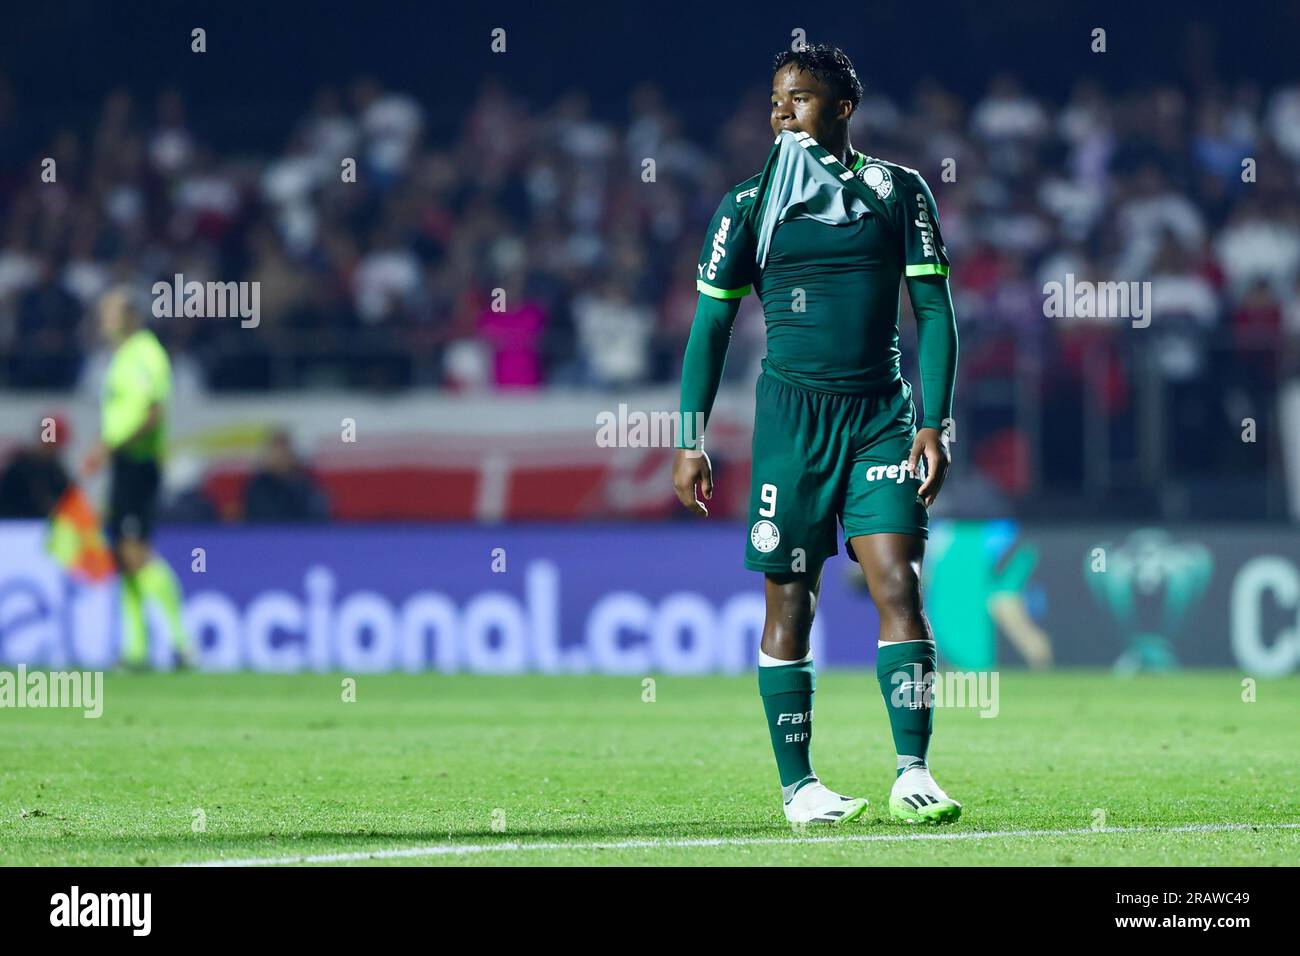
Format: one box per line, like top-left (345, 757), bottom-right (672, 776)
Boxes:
top-left (772, 44), bottom-right (864, 109)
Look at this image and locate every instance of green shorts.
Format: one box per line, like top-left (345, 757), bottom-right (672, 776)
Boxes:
top-left (745, 370), bottom-right (928, 573)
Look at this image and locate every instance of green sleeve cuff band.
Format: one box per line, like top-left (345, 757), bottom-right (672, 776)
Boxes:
top-left (696, 279), bottom-right (751, 300)
top-left (905, 264), bottom-right (950, 278)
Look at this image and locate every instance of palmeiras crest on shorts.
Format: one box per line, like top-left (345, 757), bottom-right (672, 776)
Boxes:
top-left (858, 163), bottom-right (893, 200)
top-left (750, 519), bottom-right (781, 553)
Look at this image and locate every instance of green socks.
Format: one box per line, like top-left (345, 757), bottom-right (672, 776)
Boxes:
top-left (119, 558), bottom-right (191, 663)
top-left (758, 654), bottom-right (817, 798)
top-left (876, 639), bottom-right (935, 775)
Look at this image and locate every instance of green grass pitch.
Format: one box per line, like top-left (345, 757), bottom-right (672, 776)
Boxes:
top-left (2, 670), bottom-right (1297, 866)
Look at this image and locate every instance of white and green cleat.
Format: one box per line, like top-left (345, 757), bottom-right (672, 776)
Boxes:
top-left (889, 766), bottom-right (962, 824)
top-left (783, 778), bottom-right (870, 825)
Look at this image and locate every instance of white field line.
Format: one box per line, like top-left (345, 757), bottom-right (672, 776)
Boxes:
top-left (181, 821), bottom-right (1300, 867)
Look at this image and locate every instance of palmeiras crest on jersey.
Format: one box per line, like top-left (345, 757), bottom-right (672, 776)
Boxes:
top-left (858, 163), bottom-right (893, 200)
top-left (750, 520), bottom-right (781, 553)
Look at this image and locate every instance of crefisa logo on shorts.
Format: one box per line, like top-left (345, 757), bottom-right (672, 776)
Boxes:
top-left (866, 459), bottom-right (924, 484)
top-left (750, 520), bottom-right (781, 553)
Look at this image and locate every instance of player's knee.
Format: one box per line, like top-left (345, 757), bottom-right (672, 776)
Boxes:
top-left (778, 591), bottom-right (815, 629)
top-left (869, 563), bottom-right (921, 619)
top-left (766, 576), bottom-right (816, 633)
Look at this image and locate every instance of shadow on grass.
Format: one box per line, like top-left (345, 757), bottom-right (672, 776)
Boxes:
top-left (18, 815), bottom-right (931, 864)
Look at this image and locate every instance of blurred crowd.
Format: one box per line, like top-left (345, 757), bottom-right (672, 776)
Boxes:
top-left (1, 69), bottom-right (1299, 510)
top-left (0, 417), bottom-right (329, 523)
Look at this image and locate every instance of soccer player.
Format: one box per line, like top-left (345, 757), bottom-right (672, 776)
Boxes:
top-left (673, 45), bottom-right (960, 825)
top-left (82, 287), bottom-right (193, 668)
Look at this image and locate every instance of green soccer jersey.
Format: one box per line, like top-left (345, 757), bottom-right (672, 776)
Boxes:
top-left (693, 142), bottom-right (954, 420)
top-left (102, 328), bottom-right (172, 461)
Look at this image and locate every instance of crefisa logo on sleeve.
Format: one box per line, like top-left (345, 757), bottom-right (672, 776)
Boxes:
top-left (704, 215), bottom-right (731, 280)
top-left (50, 886), bottom-right (151, 937)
